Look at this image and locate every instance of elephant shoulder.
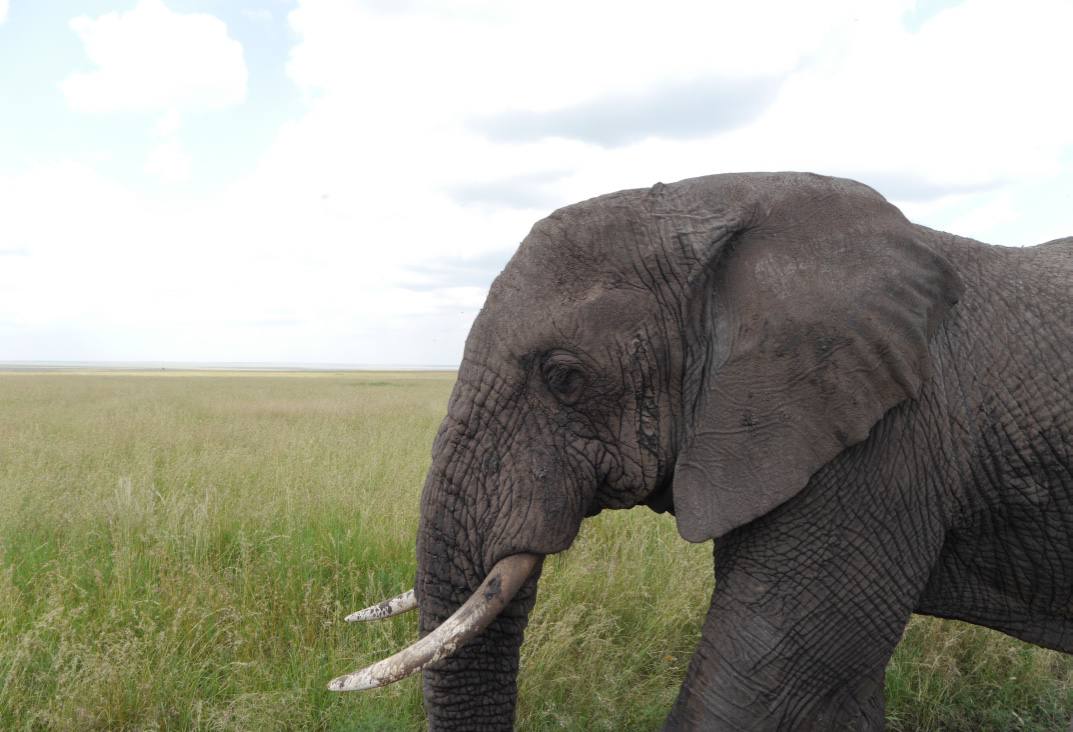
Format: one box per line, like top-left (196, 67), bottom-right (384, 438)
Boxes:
top-left (1033, 236), bottom-right (1073, 259)
top-left (1018, 236), bottom-right (1073, 300)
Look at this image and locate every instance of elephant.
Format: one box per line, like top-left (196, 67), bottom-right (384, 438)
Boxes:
top-left (329, 172), bottom-right (1073, 730)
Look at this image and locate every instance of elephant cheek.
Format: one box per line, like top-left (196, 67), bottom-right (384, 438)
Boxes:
top-left (463, 432), bottom-right (592, 563)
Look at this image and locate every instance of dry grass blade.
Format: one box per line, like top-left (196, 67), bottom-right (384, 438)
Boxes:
top-left (0, 370), bottom-right (1070, 730)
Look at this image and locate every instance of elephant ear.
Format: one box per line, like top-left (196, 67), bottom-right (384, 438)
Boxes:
top-left (669, 176), bottom-right (963, 542)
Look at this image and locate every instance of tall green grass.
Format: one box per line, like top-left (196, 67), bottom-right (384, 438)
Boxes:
top-left (0, 372), bottom-right (1069, 730)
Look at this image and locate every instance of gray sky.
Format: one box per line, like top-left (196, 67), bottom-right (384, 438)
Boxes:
top-left (1, 0), bottom-right (1071, 366)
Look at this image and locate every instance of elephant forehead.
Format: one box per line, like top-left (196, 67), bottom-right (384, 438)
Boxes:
top-left (474, 270), bottom-right (657, 361)
top-left (505, 216), bottom-right (670, 299)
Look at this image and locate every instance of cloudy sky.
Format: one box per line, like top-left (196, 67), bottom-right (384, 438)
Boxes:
top-left (1, 0), bottom-right (1070, 366)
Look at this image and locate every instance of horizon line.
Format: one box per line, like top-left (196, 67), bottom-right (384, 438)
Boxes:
top-left (0, 360), bottom-right (461, 373)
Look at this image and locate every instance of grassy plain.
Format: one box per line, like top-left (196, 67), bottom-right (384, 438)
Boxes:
top-left (0, 371), bottom-right (1070, 731)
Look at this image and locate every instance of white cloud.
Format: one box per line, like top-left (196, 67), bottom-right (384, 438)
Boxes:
top-left (0, 156), bottom-right (496, 362)
top-left (267, 0), bottom-right (882, 260)
top-left (285, 0), bottom-right (860, 118)
top-left (153, 108), bottom-right (182, 138)
top-left (145, 139), bottom-right (192, 182)
top-left (249, 0), bottom-right (1073, 362)
top-left (61, 1), bottom-right (246, 186)
top-left (0, 0), bottom-right (8, 25)
top-left (144, 108), bottom-right (190, 182)
top-left (62, 0), bottom-right (247, 114)
top-left (746, 0), bottom-right (1073, 189)
top-left (4, 0), bottom-right (1072, 363)
top-left (943, 192), bottom-right (1021, 241)
top-left (274, 0), bottom-right (1073, 210)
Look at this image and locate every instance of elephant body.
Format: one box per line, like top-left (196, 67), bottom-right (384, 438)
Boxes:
top-left (670, 233), bottom-right (1073, 728)
top-left (916, 236), bottom-right (1073, 652)
top-left (364, 172), bottom-right (1071, 730)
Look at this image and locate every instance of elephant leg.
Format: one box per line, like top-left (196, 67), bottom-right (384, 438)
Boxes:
top-left (664, 457), bottom-right (948, 730)
top-left (665, 592), bottom-right (889, 731)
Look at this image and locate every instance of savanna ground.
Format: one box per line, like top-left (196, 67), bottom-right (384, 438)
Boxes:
top-left (1, 371), bottom-right (1071, 731)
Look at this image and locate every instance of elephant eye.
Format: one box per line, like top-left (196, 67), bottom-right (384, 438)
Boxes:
top-left (541, 352), bottom-right (586, 405)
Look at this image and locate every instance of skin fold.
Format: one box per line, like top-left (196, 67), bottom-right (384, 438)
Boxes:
top-left (409, 172), bottom-right (1072, 730)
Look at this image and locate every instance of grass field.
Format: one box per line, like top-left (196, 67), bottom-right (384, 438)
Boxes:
top-left (1, 371), bottom-right (1071, 731)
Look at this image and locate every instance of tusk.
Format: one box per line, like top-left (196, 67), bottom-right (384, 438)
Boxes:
top-left (345, 589), bottom-right (417, 622)
top-left (328, 552), bottom-right (540, 692)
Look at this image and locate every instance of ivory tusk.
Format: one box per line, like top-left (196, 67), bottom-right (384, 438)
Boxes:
top-left (328, 552), bottom-right (540, 692)
top-left (345, 589), bottom-right (418, 622)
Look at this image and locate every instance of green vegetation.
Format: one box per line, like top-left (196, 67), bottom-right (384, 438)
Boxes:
top-left (0, 371), bottom-right (1070, 730)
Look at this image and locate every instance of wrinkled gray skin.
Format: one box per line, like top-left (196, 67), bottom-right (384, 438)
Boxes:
top-left (414, 172), bottom-right (1073, 730)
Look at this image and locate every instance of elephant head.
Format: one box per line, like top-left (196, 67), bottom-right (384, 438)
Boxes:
top-left (330, 172), bottom-right (965, 729)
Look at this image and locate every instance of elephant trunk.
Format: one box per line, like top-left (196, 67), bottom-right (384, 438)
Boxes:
top-left (417, 563), bottom-right (544, 730)
top-left (411, 363), bottom-right (588, 729)
top-left (416, 467), bottom-right (546, 730)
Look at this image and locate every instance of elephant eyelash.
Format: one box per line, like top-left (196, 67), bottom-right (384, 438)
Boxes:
top-left (540, 353), bottom-right (587, 405)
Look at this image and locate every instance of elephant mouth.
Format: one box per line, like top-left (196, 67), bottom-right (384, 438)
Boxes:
top-left (584, 492), bottom-right (604, 517)
top-left (643, 480), bottom-right (675, 515)
top-left (328, 552), bottom-right (541, 692)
